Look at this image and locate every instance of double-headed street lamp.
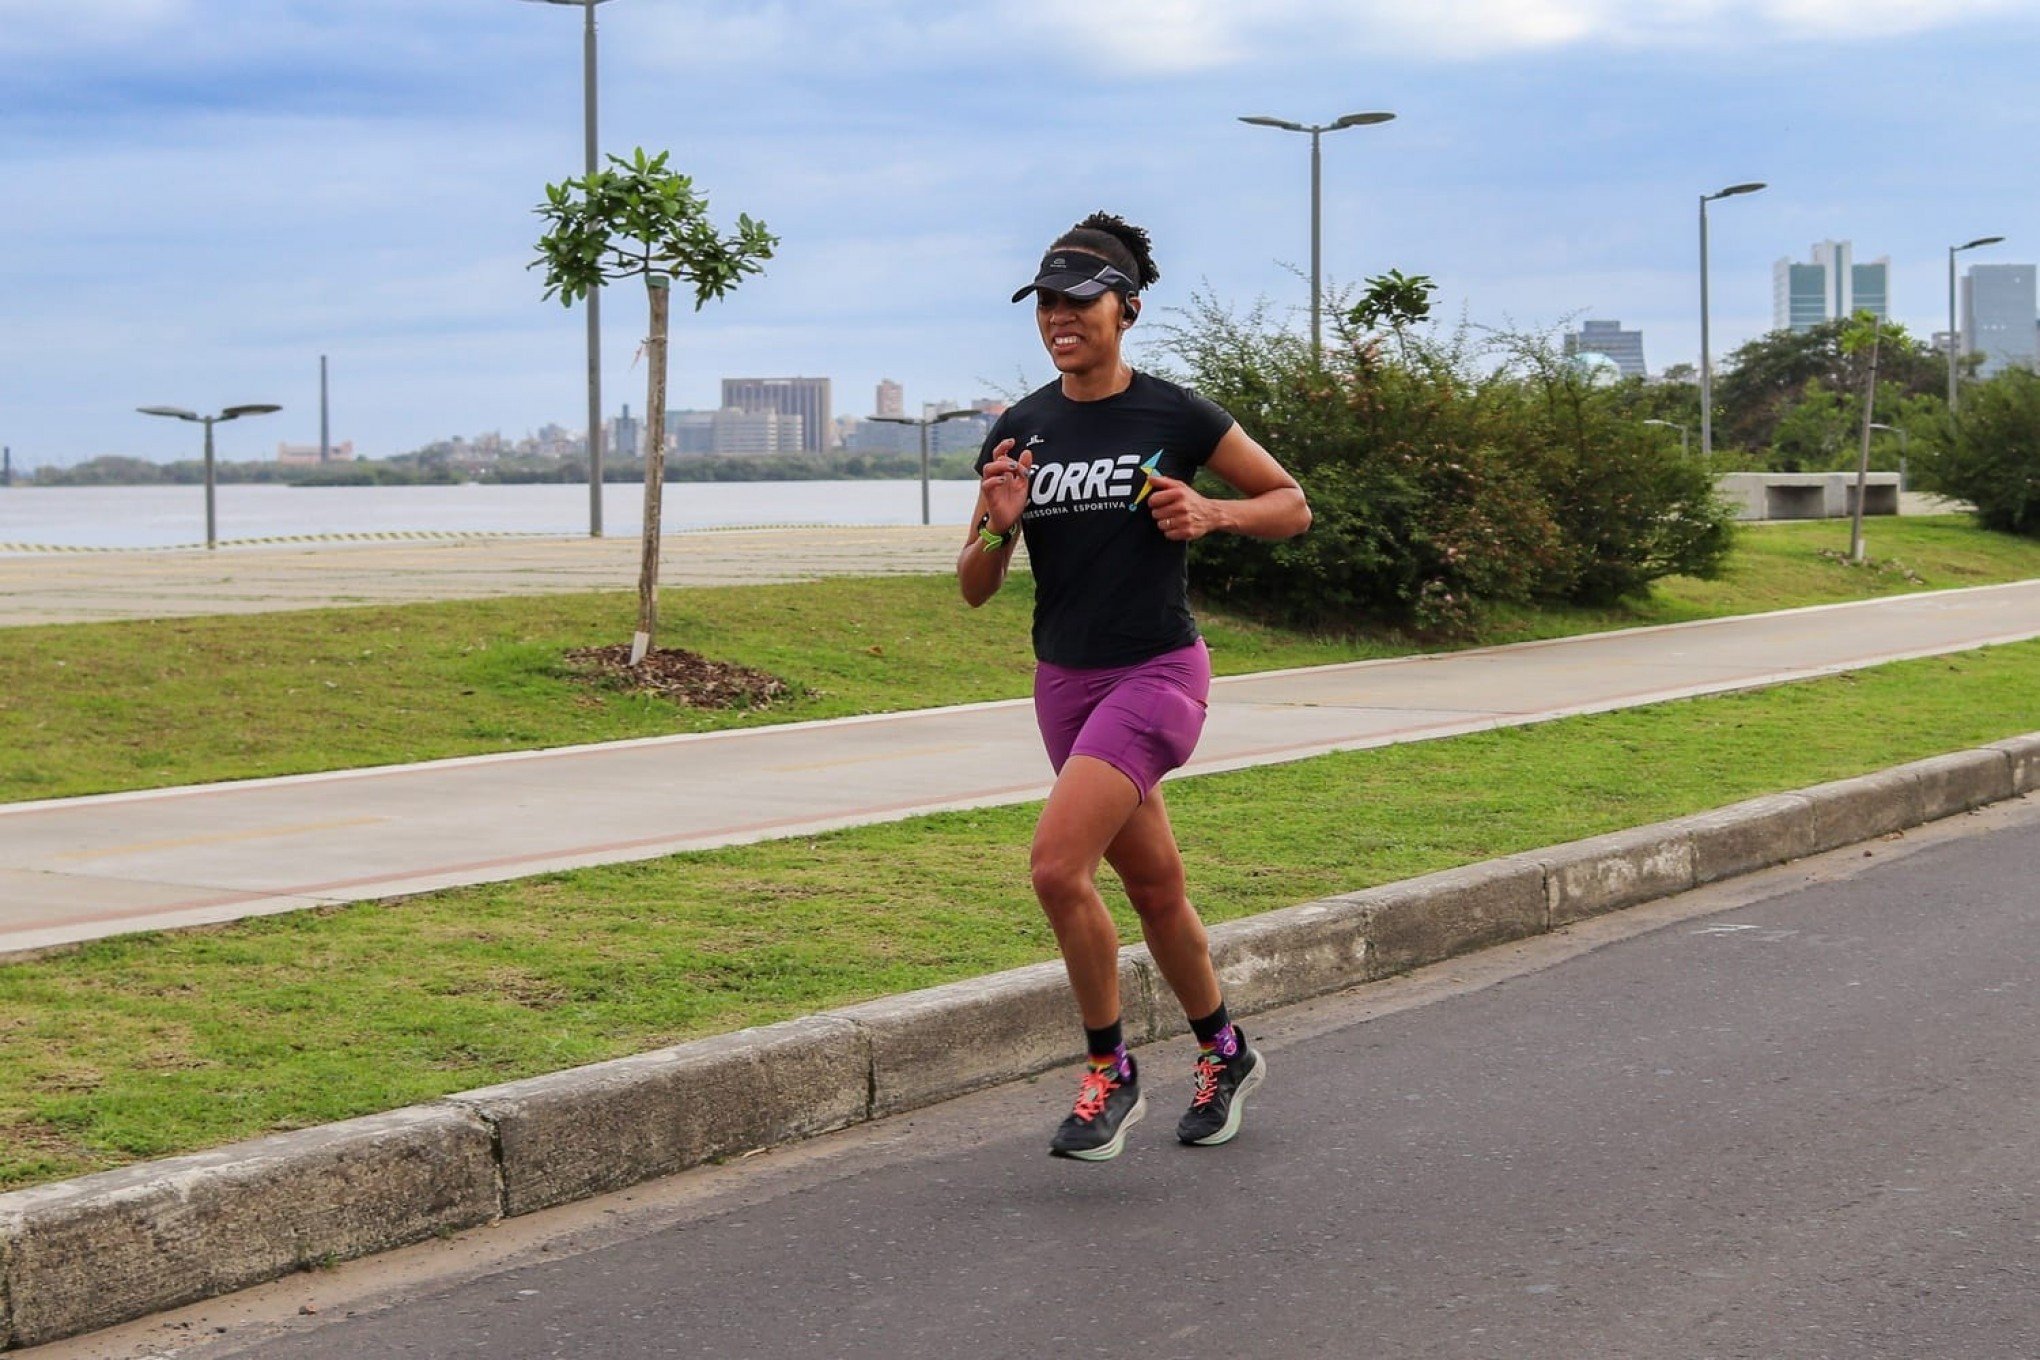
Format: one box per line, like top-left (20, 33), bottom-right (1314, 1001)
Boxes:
top-left (870, 410), bottom-right (979, 525)
top-left (1238, 110), bottom-right (1396, 359)
top-left (136, 403), bottom-right (282, 549)
top-left (1947, 234), bottom-right (2005, 412)
top-left (521, 0), bottom-right (616, 538)
top-left (1698, 181), bottom-right (1766, 463)
top-left (1643, 418), bottom-right (1690, 457)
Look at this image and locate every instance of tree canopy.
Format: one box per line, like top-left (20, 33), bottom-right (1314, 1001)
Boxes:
top-left (1713, 318), bottom-right (1942, 454)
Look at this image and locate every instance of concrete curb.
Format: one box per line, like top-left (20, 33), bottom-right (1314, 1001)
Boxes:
top-left (832, 956), bottom-right (1155, 1118)
top-left (1987, 732), bottom-right (2040, 792)
top-left (447, 1016), bottom-right (868, 1219)
top-left (2, 735), bottom-right (2035, 1349)
top-left (0, 1107), bottom-right (498, 1348)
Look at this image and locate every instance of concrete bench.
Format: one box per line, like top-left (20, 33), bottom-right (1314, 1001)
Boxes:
top-left (1716, 472), bottom-right (1902, 522)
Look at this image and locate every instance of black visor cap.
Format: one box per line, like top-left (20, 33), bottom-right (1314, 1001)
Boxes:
top-left (1011, 248), bottom-right (1137, 303)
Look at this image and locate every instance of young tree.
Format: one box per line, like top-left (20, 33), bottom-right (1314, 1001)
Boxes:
top-left (533, 148), bottom-right (777, 663)
top-left (1838, 309), bottom-right (1885, 564)
top-left (1348, 269), bottom-right (1436, 363)
top-left (1768, 380), bottom-right (1853, 472)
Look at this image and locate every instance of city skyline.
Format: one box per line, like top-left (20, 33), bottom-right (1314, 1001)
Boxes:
top-left (1962, 262), bottom-right (2040, 379)
top-left (3, 1), bottom-right (2036, 469)
top-left (1563, 319), bottom-right (1646, 379)
top-left (1773, 239), bottom-right (1891, 333)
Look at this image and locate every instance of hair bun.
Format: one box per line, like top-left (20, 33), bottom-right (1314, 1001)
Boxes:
top-left (1068, 211), bottom-right (1160, 288)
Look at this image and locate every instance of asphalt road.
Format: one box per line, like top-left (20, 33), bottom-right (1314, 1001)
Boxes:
top-left (51, 796), bottom-right (2034, 1360)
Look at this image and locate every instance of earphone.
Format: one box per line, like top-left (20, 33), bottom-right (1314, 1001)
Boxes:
top-left (1121, 295), bottom-right (1141, 328)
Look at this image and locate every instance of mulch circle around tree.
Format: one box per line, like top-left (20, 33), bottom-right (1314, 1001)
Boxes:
top-left (565, 644), bottom-right (790, 710)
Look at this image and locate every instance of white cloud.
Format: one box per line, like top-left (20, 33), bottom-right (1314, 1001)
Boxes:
top-left (991, 0), bottom-right (2028, 69)
top-left (623, 1), bottom-right (993, 76)
top-left (2, 0), bottom-right (2020, 76)
top-left (2, 0), bottom-right (2031, 463)
top-left (0, 0), bottom-right (187, 55)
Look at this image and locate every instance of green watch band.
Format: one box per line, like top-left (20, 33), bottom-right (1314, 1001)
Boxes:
top-left (977, 523), bottom-right (1016, 552)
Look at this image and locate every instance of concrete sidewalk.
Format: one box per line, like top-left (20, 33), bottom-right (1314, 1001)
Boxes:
top-left (0, 525), bottom-right (964, 627)
top-left (5, 579), bottom-right (2039, 959)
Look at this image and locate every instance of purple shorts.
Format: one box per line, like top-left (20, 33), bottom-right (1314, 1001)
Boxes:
top-left (1033, 639), bottom-right (1212, 801)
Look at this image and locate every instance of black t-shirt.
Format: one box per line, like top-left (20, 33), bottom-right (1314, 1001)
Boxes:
top-left (976, 371), bottom-right (1235, 667)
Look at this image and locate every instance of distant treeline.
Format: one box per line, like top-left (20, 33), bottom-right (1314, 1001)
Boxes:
top-left (28, 450), bottom-right (982, 488)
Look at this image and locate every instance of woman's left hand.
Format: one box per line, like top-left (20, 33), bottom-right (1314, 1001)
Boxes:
top-left (1146, 475), bottom-right (1221, 541)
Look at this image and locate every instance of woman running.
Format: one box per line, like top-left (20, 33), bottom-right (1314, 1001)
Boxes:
top-left (959, 211), bottom-right (1312, 1161)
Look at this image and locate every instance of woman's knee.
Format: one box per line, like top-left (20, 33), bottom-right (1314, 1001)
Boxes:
top-left (1121, 869), bottom-right (1191, 928)
top-left (1030, 844), bottom-right (1095, 911)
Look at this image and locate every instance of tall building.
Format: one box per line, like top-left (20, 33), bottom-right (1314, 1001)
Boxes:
top-left (722, 377), bottom-right (833, 454)
top-left (1773, 241), bottom-right (1890, 332)
top-left (1562, 320), bottom-right (1646, 379)
top-left (709, 407), bottom-right (803, 456)
top-left (875, 379), bottom-right (904, 418)
top-left (934, 413), bottom-right (993, 455)
top-left (612, 405), bottom-right (641, 461)
top-left (665, 409), bottom-right (716, 456)
top-left (844, 420), bottom-right (918, 455)
top-left (1961, 263), bottom-right (2039, 378)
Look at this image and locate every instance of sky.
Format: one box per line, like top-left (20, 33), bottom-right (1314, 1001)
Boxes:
top-left (3, 0), bottom-right (2036, 469)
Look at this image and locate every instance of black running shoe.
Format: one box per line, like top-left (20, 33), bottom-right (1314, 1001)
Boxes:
top-left (1175, 1032), bottom-right (1265, 1146)
top-left (1049, 1056), bottom-right (1145, 1161)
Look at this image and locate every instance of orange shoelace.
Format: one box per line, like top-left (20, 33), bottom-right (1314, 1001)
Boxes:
top-left (1071, 1066), bottom-right (1121, 1122)
top-left (1189, 1054), bottom-right (1225, 1108)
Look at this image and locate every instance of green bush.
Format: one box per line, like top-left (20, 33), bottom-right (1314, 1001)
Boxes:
top-left (1920, 370), bottom-right (2040, 536)
top-left (1484, 336), bottom-right (1733, 605)
top-left (1164, 294), bottom-right (1734, 631)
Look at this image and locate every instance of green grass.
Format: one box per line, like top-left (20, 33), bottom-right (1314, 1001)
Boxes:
top-left (1471, 514), bottom-right (2040, 642)
top-left (2, 515), bottom-right (2036, 804)
top-left (2, 638), bottom-right (2037, 1190)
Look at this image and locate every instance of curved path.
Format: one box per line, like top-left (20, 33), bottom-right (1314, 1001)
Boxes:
top-left (3, 579), bottom-right (2038, 958)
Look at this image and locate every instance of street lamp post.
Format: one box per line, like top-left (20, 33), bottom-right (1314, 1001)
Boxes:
top-left (136, 404), bottom-right (282, 549)
top-left (1643, 418), bottom-right (1691, 457)
top-left (522, 0), bottom-right (616, 537)
top-left (1238, 111), bottom-right (1396, 360)
top-left (1947, 235), bottom-right (2005, 412)
top-left (870, 410), bottom-right (980, 525)
top-left (1698, 182), bottom-right (1766, 463)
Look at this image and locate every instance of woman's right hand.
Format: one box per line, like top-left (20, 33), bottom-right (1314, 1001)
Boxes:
top-left (978, 439), bottom-right (1034, 534)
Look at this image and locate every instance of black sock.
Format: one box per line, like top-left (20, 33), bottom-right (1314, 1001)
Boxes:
top-left (1189, 1002), bottom-right (1240, 1060)
top-left (1084, 1019), bottom-right (1129, 1078)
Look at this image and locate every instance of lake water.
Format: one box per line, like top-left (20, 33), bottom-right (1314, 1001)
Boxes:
top-left (0, 480), bottom-right (986, 551)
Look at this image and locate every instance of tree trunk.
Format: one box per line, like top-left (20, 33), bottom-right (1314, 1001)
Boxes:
top-left (630, 275), bottom-right (672, 665)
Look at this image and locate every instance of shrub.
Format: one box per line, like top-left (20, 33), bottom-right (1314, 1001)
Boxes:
top-left (1486, 335), bottom-right (1733, 604)
top-left (1163, 293), bottom-right (1733, 630)
top-left (1919, 370), bottom-right (2040, 536)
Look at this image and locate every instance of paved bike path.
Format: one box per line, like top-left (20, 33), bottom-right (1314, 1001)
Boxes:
top-left (4, 580), bottom-right (2037, 958)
